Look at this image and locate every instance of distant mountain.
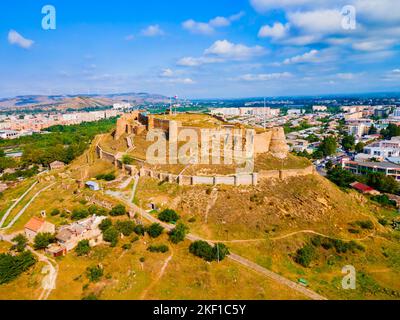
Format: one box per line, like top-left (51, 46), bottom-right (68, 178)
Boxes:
top-left (0, 92), bottom-right (170, 111)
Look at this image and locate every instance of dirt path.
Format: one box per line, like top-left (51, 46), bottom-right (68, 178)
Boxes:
top-left (109, 193), bottom-right (328, 300)
top-left (140, 253), bottom-right (173, 300)
top-left (205, 188), bottom-right (218, 224)
top-left (270, 229), bottom-right (375, 242)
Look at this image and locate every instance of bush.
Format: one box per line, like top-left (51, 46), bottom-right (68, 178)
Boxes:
top-left (134, 224), bottom-right (145, 236)
top-left (371, 194), bottom-right (397, 207)
top-left (33, 233), bottom-right (55, 250)
top-left (147, 244), bottom-right (169, 253)
top-left (122, 244), bottom-right (132, 250)
top-left (99, 218), bottom-right (112, 232)
top-left (109, 204), bottom-right (127, 217)
top-left (355, 220), bottom-right (374, 230)
top-left (12, 234), bottom-right (28, 252)
top-left (102, 227), bottom-right (119, 247)
top-left (294, 244), bottom-right (315, 267)
top-left (96, 173), bottom-right (116, 181)
top-left (50, 209), bottom-right (60, 216)
top-left (88, 205), bottom-right (108, 216)
top-left (158, 209), bottom-right (180, 223)
top-left (115, 220), bottom-right (135, 236)
top-left (147, 223), bottom-right (164, 238)
top-left (86, 265), bottom-right (103, 282)
top-left (71, 208), bottom-right (89, 220)
top-left (168, 223), bottom-right (189, 244)
top-left (75, 240), bottom-right (91, 256)
top-left (0, 251), bottom-right (36, 284)
top-left (378, 218), bottom-right (388, 226)
top-left (189, 241), bottom-right (229, 262)
top-left (122, 155), bottom-right (134, 165)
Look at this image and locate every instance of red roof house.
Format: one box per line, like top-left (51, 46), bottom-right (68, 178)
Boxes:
top-left (350, 182), bottom-right (380, 195)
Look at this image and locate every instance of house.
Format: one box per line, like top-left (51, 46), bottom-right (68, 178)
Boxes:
top-left (85, 181), bottom-right (100, 191)
top-left (24, 217), bottom-right (56, 241)
top-left (55, 215), bottom-right (106, 252)
top-left (49, 161), bottom-right (65, 170)
top-left (350, 182), bottom-right (380, 195)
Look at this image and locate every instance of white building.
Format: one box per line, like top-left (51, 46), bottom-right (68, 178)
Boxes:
top-left (113, 103), bottom-right (132, 110)
top-left (363, 137), bottom-right (400, 159)
top-left (312, 106), bottom-right (328, 112)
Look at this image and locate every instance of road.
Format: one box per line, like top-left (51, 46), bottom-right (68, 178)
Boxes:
top-left (0, 181), bottom-right (38, 228)
top-left (109, 192), bottom-right (328, 301)
top-left (0, 182), bottom-right (57, 231)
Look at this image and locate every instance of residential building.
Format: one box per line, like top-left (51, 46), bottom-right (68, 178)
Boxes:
top-left (24, 217), bottom-right (56, 241)
top-left (363, 137), bottom-right (400, 159)
top-left (342, 159), bottom-right (400, 181)
top-left (49, 161), bottom-right (65, 170)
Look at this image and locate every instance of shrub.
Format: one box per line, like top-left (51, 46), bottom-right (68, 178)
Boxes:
top-left (109, 204), bottom-right (127, 217)
top-left (115, 220), bottom-right (135, 236)
top-left (86, 265), bottom-right (103, 282)
top-left (122, 244), bottom-right (132, 250)
top-left (96, 173), bottom-right (116, 181)
top-left (294, 244), bottom-right (315, 267)
top-left (371, 194), bottom-right (397, 207)
top-left (33, 233), bottom-right (55, 250)
top-left (133, 224), bottom-right (145, 236)
top-left (0, 251), bottom-right (36, 285)
top-left (147, 223), bottom-right (164, 238)
top-left (75, 240), bottom-right (91, 256)
top-left (147, 244), bottom-right (169, 253)
top-left (82, 294), bottom-right (98, 300)
top-left (168, 223), bottom-right (189, 244)
top-left (158, 209), bottom-right (180, 223)
top-left (378, 218), bottom-right (388, 226)
top-left (122, 155), bottom-right (134, 165)
top-left (99, 218), bottom-right (112, 232)
top-left (102, 227), bottom-right (119, 247)
top-left (50, 209), bottom-right (60, 216)
top-left (355, 220), bottom-right (374, 230)
top-left (71, 208), bottom-right (90, 220)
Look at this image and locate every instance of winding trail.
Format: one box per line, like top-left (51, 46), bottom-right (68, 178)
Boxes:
top-left (109, 192), bottom-right (328, 301)
top-left (140, 253), bottom-right (173, 300)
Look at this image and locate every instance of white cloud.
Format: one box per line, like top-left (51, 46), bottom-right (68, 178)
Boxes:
top-left (336, 73), bottom-right (356, 80)
top-left (160, 68), bottom-right (174, 78)
top-left (250, 0), bottom-right (320, 12)
top-left (258, 22), bottom-right (290, 39)
top-left (125, 34), bottom-right (135, 41)
top-left (204, 40), bottom-right (265, 60)
top-left (392, 69), bottom-right (400, 74)
top-left (182, 12), bottom-right (245, 35)
top-left (177, 56), bottom-right (223, 67)
top-left (283, 49), bottom-right (319, 64)
top-left (160, 77), bottom-right (195, 84)
top-left (287, 9), bottom-right (343, 34)
top-left (237, 72), bottom-right (293, 81)
top-left (141, 25), bottom-right (165, 37)
top-left (352, 39), bottom-right (396, 52)
top-left (8, 30), bottom-right (34, 49)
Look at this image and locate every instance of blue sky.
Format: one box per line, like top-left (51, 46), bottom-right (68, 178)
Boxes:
top-left (0, 0), bottom-right (399, 99)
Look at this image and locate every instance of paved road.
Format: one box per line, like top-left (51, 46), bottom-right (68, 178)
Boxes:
top-left (1, 182), bottom-right (56, 231)
top-left (110, 192), bottom-right (328, 300)
top-left (0, 181), bottom-right (38, 228)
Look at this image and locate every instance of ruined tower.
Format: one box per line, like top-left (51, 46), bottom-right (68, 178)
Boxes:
top-left (269, 127), bottom-right (289, 159)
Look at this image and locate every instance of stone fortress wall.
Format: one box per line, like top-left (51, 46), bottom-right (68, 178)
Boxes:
top-left (96, 111), bottom-right (315, 186)
top-left (115, 111), bottom-right (289, 159)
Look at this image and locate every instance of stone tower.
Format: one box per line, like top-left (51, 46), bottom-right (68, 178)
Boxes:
top-left (269, 127), bottom-right (289, 159)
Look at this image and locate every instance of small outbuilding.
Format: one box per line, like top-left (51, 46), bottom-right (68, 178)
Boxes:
top-left (50, 161), bottom-right (65, 171)
top-left (85, 181), bottom-right (101, 191)
top-left (350, 182), bottom-right (380, 195)
top-left (24, 217), bottom-right (56, 241)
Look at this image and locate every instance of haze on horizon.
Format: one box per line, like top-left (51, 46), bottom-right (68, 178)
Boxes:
top-left (1, 0), bottom-right (399, 99)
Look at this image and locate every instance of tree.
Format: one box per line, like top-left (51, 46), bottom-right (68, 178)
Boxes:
top-left (71, 208), bottom-right (89, 220)
top-left (294, 244), bottom-right (315, 267)
top-left (147, 223), bottom-right (164, 238)
top-left (158, 209), bottom-right (180, 223)
top-left (364, 172), bottom-right (399, 194)
top-left (341, 134), bottom-right (355, 152)
top-left (134, 224), bottom-right (146, 236)
top-left (189, 241), bottom-right (230, 262)
top-left (109, 204), bottom-right (127, 217)
top-left (99, 218), bottom-right (112, 232)
top-left (50, 208), bottom-right (60, 216)
top-left (169, 223), bottom-right (189, 244)
top-left (368, 125), bottom-right (377, 135)
top-left (103, 227), bottom-right (119, 247)
top-left (86, 265), bottom-right (103, 282)
top-left (33, 233), bottom-right (55, 250)
top-left (381, 123), bottom-right (400, 139)
top-left (147, 244), bottom-right (169, 253)
top-left (325, 160), bottom-right (334, 171)
top-left (0, 251), bottom-right (36, 284)
top-left (327, 167), bottom-right (356, 188)
top-left (115, 220), bottom-right (135, 236)
top-left (318, 136), bottom-right (337, 157)
top-left (75, 240), bottom-right (91, 256)
top-left (355, 142), bottom-right (365, 153)
top-left (122, 155), bottom-right (134, 165)
top-left (12, 234), bottom-right (28, 252)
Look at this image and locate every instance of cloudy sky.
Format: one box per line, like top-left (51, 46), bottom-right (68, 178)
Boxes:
top-left (0, 0), bottom-right (399, 98)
